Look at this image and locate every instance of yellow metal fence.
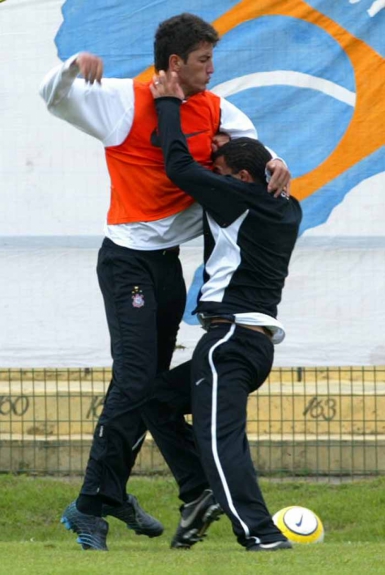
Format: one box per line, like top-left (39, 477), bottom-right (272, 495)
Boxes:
top-left (0, 367), bottom-right (384, 478)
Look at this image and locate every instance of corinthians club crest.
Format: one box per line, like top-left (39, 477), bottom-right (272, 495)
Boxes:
top-left (131, 286), bottom-right (145, 308)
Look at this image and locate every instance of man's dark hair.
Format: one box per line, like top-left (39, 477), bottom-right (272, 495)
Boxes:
top-left (154, 13), bottom-right (219, 72)
top-left (212, 138), bottom-right (273, 184)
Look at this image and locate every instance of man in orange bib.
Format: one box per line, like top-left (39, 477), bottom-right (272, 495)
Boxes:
top-left (40, 13), bottom-right (290, 550)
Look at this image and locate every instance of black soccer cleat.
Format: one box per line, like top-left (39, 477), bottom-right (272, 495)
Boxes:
top-left (102, 494), bottom-right (164, 538)
top-left (170, 489), bottom-right (223, 549)
top-left (61, 500), bottom-right (109, 551)
top-left (247, 540), bottom-right (293, 552)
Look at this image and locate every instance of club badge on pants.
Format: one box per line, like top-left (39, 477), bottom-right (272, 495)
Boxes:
top-left (132, 286), bottom-right (145, 308)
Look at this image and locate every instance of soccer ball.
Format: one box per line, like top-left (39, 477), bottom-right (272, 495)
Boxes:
top-left (272, 506), bottom-right (324, 544)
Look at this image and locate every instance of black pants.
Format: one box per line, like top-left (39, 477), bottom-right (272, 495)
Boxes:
top-left (80, 238), bottom-right (208, 504)
top-left (148, 323), bottom-right (286, 548)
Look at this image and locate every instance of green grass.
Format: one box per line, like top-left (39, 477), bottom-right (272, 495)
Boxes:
top-left (0, 475), bottom-right (385, 575)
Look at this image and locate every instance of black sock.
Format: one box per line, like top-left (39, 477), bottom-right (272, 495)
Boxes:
top-left (76, 494), bottom-right (103, 517)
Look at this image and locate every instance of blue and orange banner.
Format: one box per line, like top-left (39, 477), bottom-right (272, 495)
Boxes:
top-left (56, 0), bottom-right (385, 235)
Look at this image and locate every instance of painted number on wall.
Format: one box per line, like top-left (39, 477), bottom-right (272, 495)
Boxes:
top-left (303, 396), bottom-right (337, 421)
top-left (0, 395), bottom-right (29, 416)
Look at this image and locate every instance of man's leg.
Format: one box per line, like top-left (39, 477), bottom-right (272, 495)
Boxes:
top-left (146, 252), bottom-right (212, 505)
top-left (62, 390), bottom-right (157, 549)
top-left (103, 247), bottom-right (187, 503)
top-left (80, 241), bottom-right (163, 500)
top-left (142, 361), bottom-right (208, 502)
top-left (155, 248), bottom-right (186, 374)
top-left (191, 324), bottom-right (290, 551)
top-left (101, 247), bottom-right (189, 537)
top-left (142, 361), bottom-right (223, 549)
top-left (102, 247), bottom-right (187, 510)
top-left (62, 240), bottom-right (166, 549)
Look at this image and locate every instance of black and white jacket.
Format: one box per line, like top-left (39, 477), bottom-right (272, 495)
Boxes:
top-left (155, 97), bottom-right (302, 343)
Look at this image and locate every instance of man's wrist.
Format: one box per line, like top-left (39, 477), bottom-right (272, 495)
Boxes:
top-left (66, 54), bottom-right (81, 76)
top-left (155, 96), bottom-right (182, 103)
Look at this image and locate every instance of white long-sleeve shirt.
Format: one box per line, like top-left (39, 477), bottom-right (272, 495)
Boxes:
top-left (40, 55), bottom-right (262, 250)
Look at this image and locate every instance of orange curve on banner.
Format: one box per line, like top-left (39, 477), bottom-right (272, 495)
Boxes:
top-left (137, 0), bottom-right (385, 200)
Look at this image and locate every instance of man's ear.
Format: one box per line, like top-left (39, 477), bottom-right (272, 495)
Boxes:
top-left (238, 169), bottom-right (253, 183)
top-left (169, 54), bottom-right (181, 72)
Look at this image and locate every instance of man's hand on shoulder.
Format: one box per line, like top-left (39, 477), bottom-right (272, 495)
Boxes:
top-left (266, 159), bottom-right (291, 198)
top-left (74, 53), bottom-right (104, 85)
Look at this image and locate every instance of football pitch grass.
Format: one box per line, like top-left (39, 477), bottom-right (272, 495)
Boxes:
top-left (0, 475), bottom-right (384, 575)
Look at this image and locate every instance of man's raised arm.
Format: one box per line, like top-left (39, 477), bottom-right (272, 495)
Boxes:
top-left (39, 53), bottom-right (134, 146)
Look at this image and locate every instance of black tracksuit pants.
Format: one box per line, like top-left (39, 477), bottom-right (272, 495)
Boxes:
top-left (80, 238), bottom-right (208, 504)
top-left (147, 322), bottom-right (286, 548)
